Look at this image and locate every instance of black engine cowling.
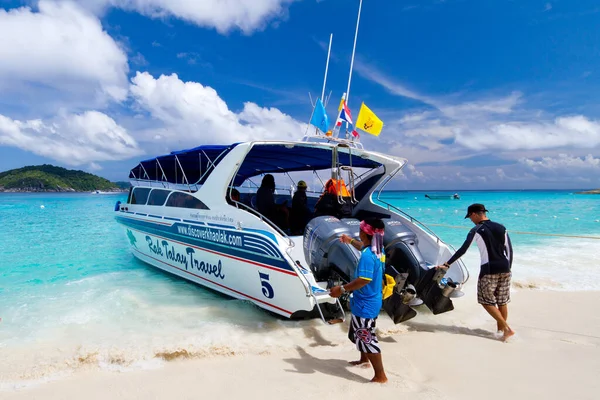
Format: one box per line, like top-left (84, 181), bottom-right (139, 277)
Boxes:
top-left (303, 216), bottom-right (360, 281)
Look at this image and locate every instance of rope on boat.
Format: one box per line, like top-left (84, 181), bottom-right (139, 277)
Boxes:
top-left (424, 223), bottom-right (600, 240)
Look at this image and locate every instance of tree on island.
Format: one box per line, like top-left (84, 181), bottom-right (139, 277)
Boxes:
top-left (0, 164), bottom-right (128, 192)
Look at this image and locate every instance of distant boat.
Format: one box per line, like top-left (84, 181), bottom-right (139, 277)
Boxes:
top-left (425, 193), bottom-right (460, 200)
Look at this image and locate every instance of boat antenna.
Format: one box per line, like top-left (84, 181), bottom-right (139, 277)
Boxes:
top-left (321, 33), bottom-right (333, 102)
top-left (346, 0), bottom-right (362, 106)
top-left (344, 0), bottom-right (363, 138)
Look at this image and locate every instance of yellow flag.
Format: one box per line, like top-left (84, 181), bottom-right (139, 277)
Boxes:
top-left (338, 94), bottom-right (346, 111)
top-left (356, 102), bottom-right (384, 136)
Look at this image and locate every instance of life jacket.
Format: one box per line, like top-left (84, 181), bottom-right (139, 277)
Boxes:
top-left (314, 178), bottom-right (354, 218)
top-left (325, 178), bottom-right (351, 197)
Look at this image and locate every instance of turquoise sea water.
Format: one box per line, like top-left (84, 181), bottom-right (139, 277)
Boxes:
top-left (0, 190), bottom-right (599, 385)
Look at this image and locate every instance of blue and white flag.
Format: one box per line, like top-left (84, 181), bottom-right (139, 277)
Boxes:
top-left (310, 98), bottom-right (330, 133)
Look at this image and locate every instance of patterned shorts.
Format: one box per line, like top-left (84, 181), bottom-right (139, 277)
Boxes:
top-left (348, 314), bottom-right (380, 354)
top-left (477, 273), bottom-right (512, 306)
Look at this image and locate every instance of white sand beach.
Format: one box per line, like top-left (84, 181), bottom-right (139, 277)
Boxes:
top-left (3, 289), bottom-right (599, 400)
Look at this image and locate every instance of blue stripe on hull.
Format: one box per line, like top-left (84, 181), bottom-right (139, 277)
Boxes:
top-left (116, 216), bottom-right (294, 272)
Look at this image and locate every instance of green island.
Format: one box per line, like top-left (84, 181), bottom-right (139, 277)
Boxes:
top-left (0, 165), bottom-right (129, 193)
top-left (576, 189), bottom-right (600, 194)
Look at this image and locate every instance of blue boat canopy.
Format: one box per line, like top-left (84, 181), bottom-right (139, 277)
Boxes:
top-left (129, 143), bottom-right (384, 186)
top-left (129, 144), bottom-right (236, 184)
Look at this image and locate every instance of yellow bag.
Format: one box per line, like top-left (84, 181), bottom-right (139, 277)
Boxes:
top-left (382, 273), bottom-right (396, 300)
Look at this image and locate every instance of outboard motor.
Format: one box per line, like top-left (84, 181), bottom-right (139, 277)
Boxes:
top-left (340, 218), bottom-right (455, 322)
top-left (382, 219), bottom-right (455, 317)
top-left (340, 218), bottom-right (361, 240)
top-left (303, 216), bottom-right (360, 281)
top-left (382, 220), bottom-right (426, 286)
top-left (339, 218), bottom-right (420, 323)
top-left (340, 218), bottom-right (425, 285)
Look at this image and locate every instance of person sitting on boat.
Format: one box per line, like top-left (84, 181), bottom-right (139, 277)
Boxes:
top-left (314, 178), bottom-right (353, 218)
top-left (289, 180), bottom-right (312, 235)
top-left (330, 218), bottom-right (388, 383)
top-left (256, 174), bottom-right (288, 229)
top-left (226, 188), bottom-right (240, 206)
top-left (313, 179), bottom-right (337, 217)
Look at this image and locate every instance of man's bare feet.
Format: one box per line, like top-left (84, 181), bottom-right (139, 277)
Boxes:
top-left (502, 328), bottom-right (515, 342)
top-left (370, 375), bottom-right (388, 383)
top-left (349, 360), bottom-right (370, 366)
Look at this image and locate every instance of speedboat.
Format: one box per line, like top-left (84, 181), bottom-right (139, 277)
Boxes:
top-left (114, 136), bottom-right (469, 323)
top-left (425, 193), bottom-right (460, 200)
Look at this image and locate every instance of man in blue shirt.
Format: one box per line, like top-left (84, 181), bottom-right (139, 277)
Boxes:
top-left (330, 218), bottom-right (387, 383)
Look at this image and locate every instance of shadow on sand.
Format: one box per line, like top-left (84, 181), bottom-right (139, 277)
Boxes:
top-left (283, 346), bottom-right (370, 383)
top-left (405, 321), bottom-right (497, 340)
top-left (302, 325), bottom-right (340, 347)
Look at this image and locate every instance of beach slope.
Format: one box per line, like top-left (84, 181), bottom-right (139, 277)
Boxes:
top-left (3, 290), bottom-right (599, 400)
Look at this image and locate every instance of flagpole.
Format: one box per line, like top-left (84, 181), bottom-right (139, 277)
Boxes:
top-left (346, 0), bottom-right (363, 107)
top-left (321, 33), bottom-right (333, 104)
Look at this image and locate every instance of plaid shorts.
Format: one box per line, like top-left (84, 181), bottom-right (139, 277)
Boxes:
top-left (477, 272), bottom-right (512, 306)
top-left (348, 315), bottom-right (380, 354)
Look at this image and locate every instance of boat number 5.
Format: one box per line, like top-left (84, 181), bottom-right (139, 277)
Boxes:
top-left (259, 272), bottom-right (274, 299)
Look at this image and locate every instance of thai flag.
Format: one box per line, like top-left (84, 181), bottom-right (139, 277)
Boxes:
top-left (336, 101), bottom-right (353, 125)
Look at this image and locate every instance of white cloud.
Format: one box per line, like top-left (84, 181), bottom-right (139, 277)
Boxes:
top-left (406, 164), bottom-right (425, 179)
top-left (357, 63), bottom-right (600, 158)
top-left (131, 52), bottom-right (148, 66)
top-left (355, 62), bottom-right (428, 104)
top-left (520, 154), bottom-right (600, 171)
top-left (0, 70), bottom-right (307, 166)
top-left (81, 0), bottom-right (297, 34)
top-left (355, 61), bottom-right (521, 119)
top-left (439, 91), bottom-right (522, 119)
top-left (352, 62), bottom-right (600, 188)
top-left (89, 162), bottom-right (103, 171)
top-left (455, 116), bottom-right (600, 151)
top-left (0, 1), bottom-right (129, 103)
top-left (455, 172), bottom-right (487, 184)
top-left (391, 114), bottom-right (458, 140)
top-left (0, 111), bottom-right (142, 165)
top-left (176, 52), bottom-right (208, 66)
top-left (544, 3), bottom-right (553, 12)
top-left (129, 72), bottom-right (307, 146)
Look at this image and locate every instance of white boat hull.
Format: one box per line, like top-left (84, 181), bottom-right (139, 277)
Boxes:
top-left (117, 215), bottom-right (317, 318)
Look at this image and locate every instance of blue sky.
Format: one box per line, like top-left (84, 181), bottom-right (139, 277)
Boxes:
top-left (1, 0), bottom-right (599, 190)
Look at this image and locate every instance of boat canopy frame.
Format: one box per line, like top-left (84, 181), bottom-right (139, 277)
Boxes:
top-left (129, 144), bottom-right (237, 190)
top-left (128, 141), bottom-right (398, 190)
